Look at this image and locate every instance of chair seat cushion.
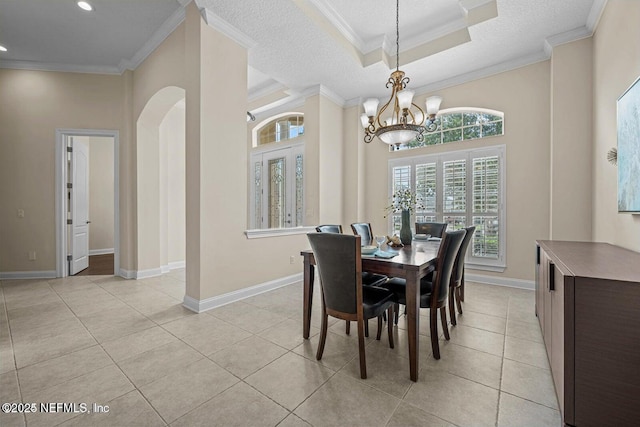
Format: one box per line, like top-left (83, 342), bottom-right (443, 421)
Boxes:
top-left (362, 286), bottom-right (394, 319)
top-left (383, 276), bottom-right (447, 307)
top-left (362, 272), bottom-right (388, 287)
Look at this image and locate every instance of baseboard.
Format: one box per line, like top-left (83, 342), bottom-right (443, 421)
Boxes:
top-left (466, 273), bottom-right (534, 290)
top-left (89, 248), bottom-right (114, 256)
top-left (0, 270), bottom-right (57, 280)
top-left (168, 261), bottom-right (185, 270)
top-left (183, 272), bottom-right (303, 313)
top-left (160, 265), bottom-right (170, 274)
top-left (117, 268), bottom-right (162, 280)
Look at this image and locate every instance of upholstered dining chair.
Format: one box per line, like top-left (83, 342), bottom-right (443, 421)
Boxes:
top-left (350, 222), bottom-right (374, 245)
top-left (316, 223), bottom-right (388, 336)
top-left (307, 233), bottom-right (395, 379)
top-left (448, 226), bottom-right (475, 325)
top-left (384, 229), bottom-right (466, 359)
top-left (316, 224), bottom-right (343, 234)
top-left (415, 222), bottom-right (447, 238)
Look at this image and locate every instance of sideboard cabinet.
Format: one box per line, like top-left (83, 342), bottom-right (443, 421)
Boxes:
top-left (535, 241), bottom-right (640, 427)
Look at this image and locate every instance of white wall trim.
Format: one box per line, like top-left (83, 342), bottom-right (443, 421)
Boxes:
top-left (0, 271), bottom-right (57, 280)
top-left (119, 269), bottom-right (136, 279)
top-left (245, 226), bottom-right (317, 239)
top-left (466, 273), bottom-right (534, 290)
top-left (183, 273), bottom-right (303, 313)
top-left (56, 129), bottom-right (120, 279)
top-left (160, 265), bottom-right (171, 274)
top-left (136, 268), bottom-right (163, 279)
top-left (168, 261), bottom-right (186, 270)
top-left (199, 7), bottom-right (257, 49)
top-left (89, 248), bottom-right (115, 256)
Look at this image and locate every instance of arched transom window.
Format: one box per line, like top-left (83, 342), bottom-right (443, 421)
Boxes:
top-left (396, 108), bottom-right (504, 151)
top-left (255, 113), bottom-right (304, 146)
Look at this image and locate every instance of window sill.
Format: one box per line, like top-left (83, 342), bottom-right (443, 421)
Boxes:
top-left (245, 226), bottom-right (317, 239)
top-left (466, 262), bottom-right (506, 273)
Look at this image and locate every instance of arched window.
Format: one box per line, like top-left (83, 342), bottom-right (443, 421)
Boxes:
top-left (396, 108), bottom-right (504, 151)
top-left (254, 113), bottom-right (304, 146)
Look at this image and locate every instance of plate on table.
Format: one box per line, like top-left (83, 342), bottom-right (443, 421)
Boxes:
top-left (361, 245), bottom-right (378, 255)
top-left (427, 237), bottom-right (442, 241)
top-left (414, 234), bottom-right (430, 241)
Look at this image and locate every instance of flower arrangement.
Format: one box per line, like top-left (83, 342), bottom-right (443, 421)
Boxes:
top-left (384, 188), bottom-right (425, 217)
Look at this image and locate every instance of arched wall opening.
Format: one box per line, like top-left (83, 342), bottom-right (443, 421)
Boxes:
top-left (136, 86), bottom-right (186, 276)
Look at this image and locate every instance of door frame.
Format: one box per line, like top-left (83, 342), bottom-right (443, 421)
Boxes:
top-left (55, 129), bottom-right (120, 277)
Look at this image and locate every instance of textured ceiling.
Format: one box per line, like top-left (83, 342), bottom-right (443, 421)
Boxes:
top-left (0, 0), bottom-right (604, 114)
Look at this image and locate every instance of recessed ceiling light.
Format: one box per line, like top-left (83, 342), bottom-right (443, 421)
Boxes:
top-left (0, 45), bottom-right (7, 52)
top-left (77, 1), bottom-right (93, 11)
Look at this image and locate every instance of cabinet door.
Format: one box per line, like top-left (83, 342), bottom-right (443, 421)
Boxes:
top-left (535, 245), bottom-right (545, 331)
top-left (543, 253), bottom-right (552, 356)
top-left (549, 261), bottom-right (565, 417)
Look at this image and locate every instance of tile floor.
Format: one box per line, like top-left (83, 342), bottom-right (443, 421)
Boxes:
top-left (0, 270), bottom-right (562, 426)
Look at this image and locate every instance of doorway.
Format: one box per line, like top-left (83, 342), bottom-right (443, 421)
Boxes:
top-left (55, 129), bottom-right (119, 277)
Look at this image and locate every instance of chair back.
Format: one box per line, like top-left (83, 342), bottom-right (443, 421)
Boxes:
top-left (432, 229), bottom-right (466, 303)
top-left (452, 226), bottom-right (475, 285)
top-left (415, 222), bottom-right (447, 237)
top-left (350, 223), bottom-right (373, 245)
top-left (316, 224), bottom-right (343, 234)
top-left (307, 233), bottom-right (361, 315)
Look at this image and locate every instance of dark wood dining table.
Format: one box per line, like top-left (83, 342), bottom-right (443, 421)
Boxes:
top-left (300, 239), bottom-right (441, 382)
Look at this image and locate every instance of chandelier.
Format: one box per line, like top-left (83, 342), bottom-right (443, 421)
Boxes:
top-left (360, 0), bottom-right (442, 146)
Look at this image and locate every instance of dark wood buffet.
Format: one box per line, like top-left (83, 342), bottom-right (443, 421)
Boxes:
top-left (535, 240), bottom-right (640, 427)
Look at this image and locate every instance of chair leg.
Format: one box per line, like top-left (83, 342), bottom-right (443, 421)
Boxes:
top-left (387, 306), bottom-right (394, 349)
top-left (455, 287), bottom-right (463, 314)
top-left (345, 320), bottom-right (350, 335)
top-left (316, 310), bottom-right (328, 361)
top-left (460, 273), bottom-right (465, 302)
top-left (449, 288), bottom-right (457, 326)
top-left (440, 307), bottom-right (450, 341)
top-left (365, 320), bottom-right (369, 337)
top-left (394, 303), bottom-right (399, 325)
top-left (356, 318), bottom-right (367, 379)
top-left (376, 316), bottom-right (383, 340)
top-left (430, 308), bottom-right (440, 359)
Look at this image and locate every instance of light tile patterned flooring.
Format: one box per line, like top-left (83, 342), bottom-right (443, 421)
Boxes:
top-left (0, 271), bottom-right (562, 426)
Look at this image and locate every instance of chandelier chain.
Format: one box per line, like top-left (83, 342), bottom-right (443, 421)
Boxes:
top-left (396, 0), bottom-right (400, 71)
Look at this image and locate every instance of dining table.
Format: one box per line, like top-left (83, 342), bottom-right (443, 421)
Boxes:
top-left (300, 238), bottom-right (441, 382)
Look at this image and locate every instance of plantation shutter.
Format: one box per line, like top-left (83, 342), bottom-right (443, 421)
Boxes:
top-left (472, 156), bottom-right (500, 259)
top-left (415, 163), bottom-right (437, 222)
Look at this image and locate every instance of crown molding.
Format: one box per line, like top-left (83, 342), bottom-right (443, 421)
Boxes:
top-left (586, 0), bottom-right (608, 33)
top-left (199, 7), bottom-right (257, 49)
top-left (306, 0), bottom-right (366, 51)
top-left (248, 81), bottom-right (288, 103)
top-left (119, 6), bottom-right (186, 72)
top-left (0, 59), bottom-right (121, 75)
top-left (544, 25), bottom-right (592, 56)
top-left (301, 84), bottom-right (346, 107)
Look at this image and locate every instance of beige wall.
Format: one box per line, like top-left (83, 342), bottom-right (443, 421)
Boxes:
top-left (550, 38), bottom-right (593, 241)
top-left (592, 0), bottom-right (640, 251)
top-left (359, 61), bottom-right (552, 281)
top-left (86, 136), bottom-right (115, 251)
top-left (0, 69), bottom-right (126, 273)
top-left (160, 102), bottom-right (186, 264)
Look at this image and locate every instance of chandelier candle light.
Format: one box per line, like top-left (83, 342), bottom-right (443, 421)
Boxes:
top-left (361, 0), bottom-right (442, 146)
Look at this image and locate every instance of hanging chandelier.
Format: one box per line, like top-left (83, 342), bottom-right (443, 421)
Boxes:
top-left (360, 0), bottom-right (442, 146)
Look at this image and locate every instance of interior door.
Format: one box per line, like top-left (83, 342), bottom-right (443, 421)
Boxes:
top-left (70, 139), bottom-right (90, 274)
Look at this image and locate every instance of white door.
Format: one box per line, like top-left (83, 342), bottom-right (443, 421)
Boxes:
top-left (70, 139), bottom-right (90, 274)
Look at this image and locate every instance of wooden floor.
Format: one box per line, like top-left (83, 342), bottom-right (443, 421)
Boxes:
top-left (75, 253), bottom-right (114, 276)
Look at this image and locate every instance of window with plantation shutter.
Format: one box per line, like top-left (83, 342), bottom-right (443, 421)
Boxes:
top-left (388, 145), bottom-right (505, 271)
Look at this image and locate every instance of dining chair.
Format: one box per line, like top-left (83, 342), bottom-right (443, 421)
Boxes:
top-left (316, 224), bottom-right (343, 233)
top-left (449, 226), bottom-right (476, 325)
top-left (316, 223), bottom-right (388, 336)
top-left (415, 222), bottom-right (447, 238)
top-left (350, 222), bottom-right (374, 245)
top-left (384, 229), bottom-right (466, 359)
top-left (307, 233), bottom-right (395, 379)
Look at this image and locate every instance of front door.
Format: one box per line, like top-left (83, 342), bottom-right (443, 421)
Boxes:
top-left (70, 139), bottom-right (90, 274)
